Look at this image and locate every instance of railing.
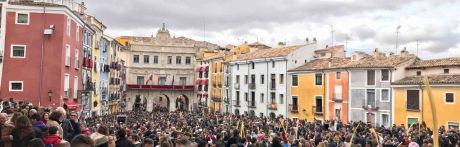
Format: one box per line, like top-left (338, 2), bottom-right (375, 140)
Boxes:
top-left (268, 103), bottom-right (277, 110)
top-left (362, 99), bottom-right (379, 111)
top-left (233, 100), bottom-right (240, 107)
top-left (406, 100), bottom-right (420, 111)
top-left (126, 84), bottom-right (195, 91)
top-left (332, 97), bottom-right (342, 102)
top-left (10, 0), bottom-right (85, 13)
top-left (313, 106), bottom-right (323, 115)
top-left (248, 100), bottom-right (256, 108)
top-left (289, 104), bottom-right (298, 113)
top-left (212, 96), bottom-right (222, 102)
top-left (249, 83), bottom-right (256, 90)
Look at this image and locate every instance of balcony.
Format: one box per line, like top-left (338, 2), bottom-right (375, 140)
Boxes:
top-left (313, 106), bottom-right (323, 115)
top-left (212, 96), bottom-right (222, 102)
top-left (289, 104), bottom-right (299, 113)
top-left (332, 97), bottom-right (343, 102)
top-left (248, 100), bottom-right (256, 108)
top-left (127, 84), bottom-right (195, 91)
top-left (268, 103), bottom-right (277, 110)
top-left (270, 84), bottom-right (276, 90)
top-left (233, 100), bottom-right (240, 107)
top-left (249, 83), bottom-right (256, 90)
top-left (234, 83), bottom-right (240, 89)
top-left (361, 99), bottom-right (379, 111)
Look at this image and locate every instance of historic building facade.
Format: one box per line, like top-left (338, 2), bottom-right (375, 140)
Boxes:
top-left (118, 24), bottom-right (219, 112)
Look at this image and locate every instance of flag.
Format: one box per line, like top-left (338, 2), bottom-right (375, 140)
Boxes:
top-left (240, 122), bottom-right (246, 138)
top-left (171, 75), bottom-right (175, 86)
top-left (145, 73), bottom-right (153, 85)
top-left (369, 128), bottom-right (379, 143)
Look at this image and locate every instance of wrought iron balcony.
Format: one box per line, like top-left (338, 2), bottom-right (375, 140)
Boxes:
top-left (289, 104), bottom-right (299, 113)
top-left (249, 83), bottom-right (256, 90)
top-left (268, 103), bottom-right (277, 110)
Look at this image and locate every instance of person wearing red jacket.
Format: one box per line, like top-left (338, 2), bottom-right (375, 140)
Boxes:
top-left (43, 126), bottom-right (62, 147)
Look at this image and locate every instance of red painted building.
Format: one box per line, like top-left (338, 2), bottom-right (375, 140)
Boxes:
top-left (0, 1), bottom-right (86, 108)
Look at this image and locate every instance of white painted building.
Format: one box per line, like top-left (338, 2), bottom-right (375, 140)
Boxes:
top-left (229, 42), bottom-right (317, 118)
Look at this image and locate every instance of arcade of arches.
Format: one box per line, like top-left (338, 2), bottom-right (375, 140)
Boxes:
top-left (126, 90), bottom-right (193, 112)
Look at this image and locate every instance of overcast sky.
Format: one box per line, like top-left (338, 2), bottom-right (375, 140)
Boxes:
top-left (84, 0), bottom-right (460, 59)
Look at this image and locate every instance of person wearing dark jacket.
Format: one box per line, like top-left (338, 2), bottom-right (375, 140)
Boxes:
top-left (116, 129), bottom-right (133, 147)
top-left (69, 111), bottom-right (82, 141)
top-left (11, 116), bottom-right (36, 147)
top-left (31, 113), bottom-right (48, 139)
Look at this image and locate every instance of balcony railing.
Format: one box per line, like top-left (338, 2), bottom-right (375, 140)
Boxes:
top-left (289, 104), bottom-right (299, 113)
top-left (332, 97), bottom-right (343, 102)
top-left (249, 83), bottom-right (256, 90)
top-left (248, 100), bottom-right (256, 108)
top-left (270, 83), bottom-right (276, 90)
top-left (268, 103), bottom-right (277, 110)
top-left (212, 96), bottom-right (222, 102)
top-left (127, 84), bottom-right (194, 91)
top-left (362, 99), bottom-right (379, 111)
top-left (233, 100), bottom-right (240, 107)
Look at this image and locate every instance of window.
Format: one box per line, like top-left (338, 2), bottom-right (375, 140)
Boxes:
top-left (444, 69), bottom-right (450, 74)
top-left (260, 93), bottom-right (264, 103)
top-left (292, 75), bottom-right (298, 86)
top-left (159, 77), bottom-right (166, 85)
top-left (136, 76), bottom-right (144, 85)
top-left (381, 89), bottom-right (390, 102)
top-left (236, 91), bottom-right (240, 105)
top-left (279, 74), bottom-right (284, 84)
top-left (315, 73), bottom-right (322, 86)
top-left (334, 86), bottom-right (342, 100)
top-left (407, 118), bottom-right (418, 126)
top-left (76, 26), bottom-right (79, 41)
top-left (144, 55), bottom-right (149, 64)
top-left (270, 74), bottom-right (276, 89)
top-left (270, 92), bottom-right (276, 103)
top-left (245, 92), bottom-right (248, 101)
top-left (9, 81), bottom-right (23, 91)
top-left (11, 45), bottom-right (26, 58)
top-left (381, 114), bottom-right (389, 127)
top-left (367, 89), bottom-right (376, 108)
top-left (416, 71), bottom-right (421, 76)
top-left (272, 61), bottom-right (275, 68)
top-left (75, 49), bottom-right (79, 69)
top-left (236, 75), bottom-right (240, 84)
top-left (133, 55), bottom-right (139, 63)
top-left (73, 76), bottom-right (78, 98)
top-left (407, 90), bottom-right (420, 110)
top-left (16, 13), bottom-right (29, 24)
top-left (176, 56), bottom-right (182, 64)
top-left (445, 93), bottom-right (454, 104)
top-left (292, 96), bottom-right (298, 110)
top-left (153, 56), bottom-right (158, 64)
top-left (260, 75), bottom-right (265, 84)
top-left (237, 64), bottom-right (239, 70)
top-left (315, 96), bottom-right (323, 113)
top-left (279, 94), bottom-right (284, 104)
top-left (244, 75), bottom-right (248, 84)
top-left (367, 70), bottom-right (375, 85)
top-left (448, 122), bottom-right (459, 131)
top-left (381, 69), bottom-right (389, 81)
top-left (251, 62), bottom-right (255, 69)
top-left (65, 45), bottom-right (70, 66)
top-left (336, 72), bottom-right (341, 80)
top-left (167, 56), bottom-right (172, 64)
top-left (64, 74), bottom-right (70, 97)
top-left (185, 56), bottom-right (191, 64)
top-left (67, 18), bottom-right (71, 36)
top-left (180, 77), bottom-right (187, 85)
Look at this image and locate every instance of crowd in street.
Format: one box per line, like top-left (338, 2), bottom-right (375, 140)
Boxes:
top-left (0, 100), bottom-right (458, 147)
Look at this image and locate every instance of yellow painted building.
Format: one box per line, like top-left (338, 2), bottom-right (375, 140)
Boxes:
top-left (393, 58), bottom-right (460, 130)
top-left (289, 71), bottom-right (327, 121)
top-left (208, 54), bottom-right (225, 112)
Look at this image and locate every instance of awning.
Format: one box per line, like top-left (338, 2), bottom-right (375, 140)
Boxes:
top-left (65, 101), bottom-right (81, 110)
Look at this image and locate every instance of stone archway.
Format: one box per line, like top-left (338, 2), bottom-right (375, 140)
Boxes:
top-left (175, 94), bottom-right (189, 111)
top-left (158, 94), bottom-right (170, 111)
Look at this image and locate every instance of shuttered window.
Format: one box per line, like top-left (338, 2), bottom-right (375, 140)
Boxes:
top-left (407, 90), bottom-right (420, 110)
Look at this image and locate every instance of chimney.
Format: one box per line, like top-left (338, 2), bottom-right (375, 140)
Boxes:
top-left (400, 47), bottom-right (409, 57)
top-left (278, 42), bottom-right (286, 47)
top-left (373, 48), bottom-right (385, 59)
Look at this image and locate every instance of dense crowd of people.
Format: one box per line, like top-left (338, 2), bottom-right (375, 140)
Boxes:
top-left (0, 100), bottom-right (459, 147)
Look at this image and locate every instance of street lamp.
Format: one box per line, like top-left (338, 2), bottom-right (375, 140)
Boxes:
top-left (48, 90), bottom-right (53, 102)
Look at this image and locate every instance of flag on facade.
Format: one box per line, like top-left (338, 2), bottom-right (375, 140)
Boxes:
top-left (171, 75), bottom-right (175, 86)
top-left (145, 73), bottom-right (153, 85)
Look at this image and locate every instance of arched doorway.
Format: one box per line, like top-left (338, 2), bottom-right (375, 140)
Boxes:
top-left (175, 94), bottom-right (189, 111)
top-left (134, 95), bottom-right (141, 111)
top-left (157, 94), bottom-right (170, 111)
top-left (235, 109), bottom-right (240, 116)
top-left (269, 112), bottom-right (276, 119)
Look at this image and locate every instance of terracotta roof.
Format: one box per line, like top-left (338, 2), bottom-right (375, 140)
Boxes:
top-left (406, 57), bottom-right (460, 69)
top-left (343, 54), bottom-right (416, 68)
top-left (235, 45), bottom-right (305, 61)
top-left (392, 75), bottom-right (460, 85)
top-left (314, 45), bottom-right (344, 52)
top-left (290, 58), bottom-right (351, 71)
